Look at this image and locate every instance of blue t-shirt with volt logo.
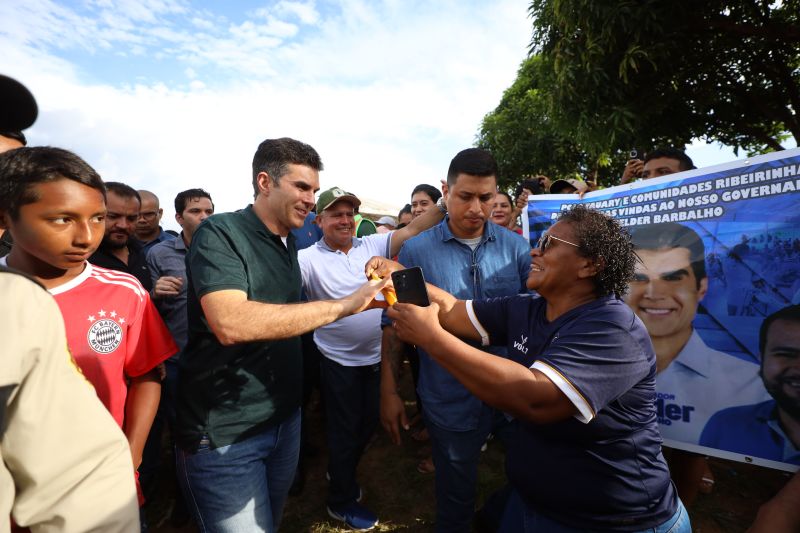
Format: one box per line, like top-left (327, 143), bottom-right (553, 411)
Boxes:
top-left (472, 294), bottom-right (678, 531)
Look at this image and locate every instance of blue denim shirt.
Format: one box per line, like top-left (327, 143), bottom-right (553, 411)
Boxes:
top-left (398, 219), bottom-right (531, 430)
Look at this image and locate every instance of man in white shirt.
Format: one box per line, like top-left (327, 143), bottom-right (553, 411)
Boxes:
top-left (298, 187), bottom-right (442, 530)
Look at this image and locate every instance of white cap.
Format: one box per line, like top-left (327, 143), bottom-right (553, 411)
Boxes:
top-left (375, 216), bottom-right (397, 227)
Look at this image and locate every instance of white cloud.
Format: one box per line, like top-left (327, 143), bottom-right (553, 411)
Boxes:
top-left (229, 18), bottom-right (298, 41)
top-left (0, 0), bottom-right (98, 50)
top-left (190, 17), bottom-right (215, 30)
top-left (0, 0), bottom-right (532, 228)
top-left (274, 1), bottom-right (320, 25)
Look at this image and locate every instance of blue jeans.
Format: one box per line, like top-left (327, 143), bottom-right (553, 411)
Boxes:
top-left (176, 409), bottom-right (301, 533)
top-left (321, 357), bottom-right (380, 507)
top-left (498, 488), bottom-right (691, 533)
top-left (425, 404), bottom-right (496, 533)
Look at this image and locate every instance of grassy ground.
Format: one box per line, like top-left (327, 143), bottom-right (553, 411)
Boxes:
top-left (149, 361), bottom-right (792, 532)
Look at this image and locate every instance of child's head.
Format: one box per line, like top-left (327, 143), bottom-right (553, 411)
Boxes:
top-left (0, 146), bottom-right (105, 219)
top-left (0, 147), bottom-right (107, 276)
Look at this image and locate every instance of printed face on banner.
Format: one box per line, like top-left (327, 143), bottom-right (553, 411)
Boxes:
top-left (626, 247), bottom-right (708, 341)
top-left (761, 318), bottom-right (800, 420)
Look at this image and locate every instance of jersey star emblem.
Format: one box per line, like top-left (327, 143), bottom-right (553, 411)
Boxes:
top-left (87, 315), bottom-right (95, 321)
top-left (110, 310), bottom-right (117, 318)
top-left (98, 309), bottom-right (107, 317)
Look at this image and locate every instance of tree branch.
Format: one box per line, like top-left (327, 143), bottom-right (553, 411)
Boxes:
top-left (700, 18), bottom-right (800, 43)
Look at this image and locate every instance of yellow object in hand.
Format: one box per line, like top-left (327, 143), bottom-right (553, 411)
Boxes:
top-left (370, 273), bottom-right (397, 305)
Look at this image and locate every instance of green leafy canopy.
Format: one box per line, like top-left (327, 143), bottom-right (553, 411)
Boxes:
top-left (478, 0), bottom-right (800, 191)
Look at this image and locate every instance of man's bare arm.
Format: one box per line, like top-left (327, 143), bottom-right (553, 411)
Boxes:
top-left (381, 326), bottom-right (405, 392)
top-left (388, 203), bottom-right (444, 257)
top-left (748, 470), bottom-right (800, 533)
top-left (201, 277), bottom-right (387, 345)
top-left (380, 326), bottom-right (410, 445)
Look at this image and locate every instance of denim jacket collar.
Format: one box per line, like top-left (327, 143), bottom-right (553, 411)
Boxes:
top-left (439, 216), bottom-right (497, 245)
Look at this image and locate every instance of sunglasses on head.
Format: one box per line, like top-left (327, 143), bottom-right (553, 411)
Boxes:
top-left (536, 232), bottom-right (580, 253)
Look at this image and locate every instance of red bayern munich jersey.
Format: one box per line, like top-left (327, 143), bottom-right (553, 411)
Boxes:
top-left (48, 263), bottom-right (177, 427)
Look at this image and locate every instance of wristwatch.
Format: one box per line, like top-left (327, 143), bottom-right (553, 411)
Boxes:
top-left (436, 196), bottom-right (447, 214)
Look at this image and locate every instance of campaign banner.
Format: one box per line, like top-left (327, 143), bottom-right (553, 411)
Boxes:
top-left (524, 148), bottom-right (800, 472)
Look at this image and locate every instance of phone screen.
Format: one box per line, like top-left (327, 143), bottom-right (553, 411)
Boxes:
top-left (391, 267), bottom-right (430, 307)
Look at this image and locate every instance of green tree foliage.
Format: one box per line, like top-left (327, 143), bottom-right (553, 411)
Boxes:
top-left (480, 0), bottom-right (800, 191)
top-left (477, 55), bottom-right (627, 191)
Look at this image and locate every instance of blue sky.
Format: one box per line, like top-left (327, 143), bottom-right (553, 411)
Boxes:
top-left (0, 0), bottom-right (780, 228)
top-left (51, 0), bottom-right (344, 86)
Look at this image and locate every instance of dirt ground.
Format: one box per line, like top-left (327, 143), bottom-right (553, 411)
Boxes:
top-left (148, 362), bottom-right (793, 532)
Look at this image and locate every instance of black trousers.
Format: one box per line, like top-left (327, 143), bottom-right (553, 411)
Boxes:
top-left (320, 357), bottom-right (380, 507)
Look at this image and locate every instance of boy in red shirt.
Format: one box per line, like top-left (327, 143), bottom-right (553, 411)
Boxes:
top-left (0, 146), bottom-right (177, 503)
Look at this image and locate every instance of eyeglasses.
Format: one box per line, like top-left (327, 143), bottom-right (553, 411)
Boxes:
top-left (536, 233), bottom-right (580, 253)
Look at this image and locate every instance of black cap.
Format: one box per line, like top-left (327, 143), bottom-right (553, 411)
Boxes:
top-left (0, 75), bottom-right (38, 131)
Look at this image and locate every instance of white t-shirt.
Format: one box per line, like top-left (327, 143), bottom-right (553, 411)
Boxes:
top-left (455, 235), bottom-right (482, 250)
top-left (298, 232), bottom-right (392, 366)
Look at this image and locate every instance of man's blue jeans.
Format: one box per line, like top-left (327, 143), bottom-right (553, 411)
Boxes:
top-left (424, 404), bottom-right (496, 533)
top-left (176, 409), bottom-right (301, 533)
top-left (498, 488), bottom-right (692, 533)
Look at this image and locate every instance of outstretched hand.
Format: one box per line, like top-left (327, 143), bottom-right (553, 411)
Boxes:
top-left (386, 302), bottom-right (443, 348)
top-left (343, 276), bottom-right (390, 315)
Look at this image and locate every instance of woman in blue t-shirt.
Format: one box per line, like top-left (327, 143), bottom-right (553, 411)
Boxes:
top-left (370, 205), bottom-right (690, 533)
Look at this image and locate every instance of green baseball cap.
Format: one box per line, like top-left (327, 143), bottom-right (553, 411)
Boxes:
top-left (316, 186), bottom-right (361, 213)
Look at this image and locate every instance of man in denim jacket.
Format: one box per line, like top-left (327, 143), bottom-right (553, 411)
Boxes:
top-left (381, 148), bottom-right (531, 532)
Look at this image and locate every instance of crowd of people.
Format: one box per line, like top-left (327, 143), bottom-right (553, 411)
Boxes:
top-left (1, 72), bottom-right (797, 533)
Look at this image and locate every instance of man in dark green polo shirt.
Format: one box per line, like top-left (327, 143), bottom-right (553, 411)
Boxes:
top-left (175, 137), bottom-right (387, 533)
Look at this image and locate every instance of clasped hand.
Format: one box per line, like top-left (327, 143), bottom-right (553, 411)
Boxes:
top-left (364, 256), bottom-right (443, 348)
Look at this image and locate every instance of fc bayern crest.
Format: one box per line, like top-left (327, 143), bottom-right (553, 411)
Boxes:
top-left (88, 318), bottom-right (123, 354)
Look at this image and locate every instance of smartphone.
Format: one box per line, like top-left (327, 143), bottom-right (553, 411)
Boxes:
top-left (629, 148), bottom-right (639, 159)
top-left (391, 267), bottom-right (430, 307)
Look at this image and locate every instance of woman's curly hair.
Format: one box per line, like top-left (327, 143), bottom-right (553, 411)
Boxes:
top-left (558, 205), bottom-right (636, 298)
